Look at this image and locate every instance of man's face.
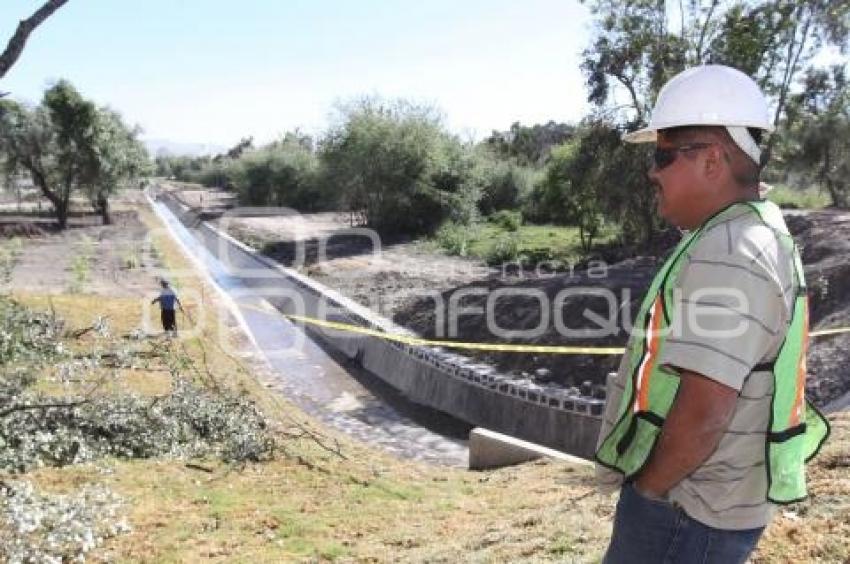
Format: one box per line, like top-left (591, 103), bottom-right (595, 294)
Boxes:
top-left (647, 133), bottom-right (713, 229)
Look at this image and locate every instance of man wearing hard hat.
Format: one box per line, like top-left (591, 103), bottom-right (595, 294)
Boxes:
top-left (595, 65), bottom-right (829, 563)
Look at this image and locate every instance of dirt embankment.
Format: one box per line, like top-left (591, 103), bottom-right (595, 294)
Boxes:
top-left (204, 191), bottom-right (849, 408)
top-left (788, 211), bottom-right (850, 407)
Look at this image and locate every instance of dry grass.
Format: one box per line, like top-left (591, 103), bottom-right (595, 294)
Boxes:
top-left (3, 198), bottom-right (848, 562)
top-left (756, 412), bottom-right (850, 564)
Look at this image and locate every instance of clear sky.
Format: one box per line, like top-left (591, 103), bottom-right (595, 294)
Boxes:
top-left (0, 0), bottom-right (593, 148)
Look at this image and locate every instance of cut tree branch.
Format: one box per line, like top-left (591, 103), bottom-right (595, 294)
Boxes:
top-left (696, 0), bottom-right (721, 63)
top-left (613, 71), bottom-right (644, 123)
top-left (0, 0), bottom-right (70, 80)
top-left (0, 399), bottom-right (90, 419)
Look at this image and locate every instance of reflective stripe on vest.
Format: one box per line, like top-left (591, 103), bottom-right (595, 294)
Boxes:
top-left (595, 200), bottom-right (830, 504)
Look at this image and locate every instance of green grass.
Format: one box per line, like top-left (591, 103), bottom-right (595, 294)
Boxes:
top-left (766, 185), bottom-right (831, 209)
top-left (0, 237), bottom-right (23, 285)
top-left (456, 222), bottom-right (619, 266)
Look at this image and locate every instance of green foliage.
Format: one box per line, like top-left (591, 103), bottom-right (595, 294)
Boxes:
top-left (489, 209), bottom-right (523, 232)
top-left (0, 376), bottom-right (276, 472)
top-left (582, 0), bottom-right (849, 130)
top-left (473, 148), bottom-right (538, 215)
top-left (0, 296), bottom-right (277, 475)
top-left (229, 138), bottom-right (321, 210)
top-left (483, 233), bottom-right (520, 266)
top-left (485, 121), bottom-right (576, 165)
top-left (0, 80), bottom-right (149, 228)
top-left (0, 237), bottom-right (22, 288)
top-left (765, 185), bottom-right (830, 210)
top-left (86, 108), bottom-right (151, 223)
top-left (155, 154), bottom-right (205, 180)
top-left (68, 236), bottom-right (94, 293)
top-left (437, 222), bottom-right (620, 267)
top-left (0, 297), bottom-right (64, 368)
top-left (533, 125), bottom-right (653, 250)
top-left (435, 221), bottom-right (479, 257)
top-left (320, 97), bottom-right (477, 236)
top-left (782, 65), bottom-right (850, 208)
top-left (579, 0), bottom-right (850, 239)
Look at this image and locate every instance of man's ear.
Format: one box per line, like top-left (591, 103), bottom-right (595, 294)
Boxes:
top-left (702, 144), bottom-right (725, 181)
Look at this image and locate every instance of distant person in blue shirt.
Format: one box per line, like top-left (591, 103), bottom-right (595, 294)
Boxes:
top-left (151, 279), bottom-right (184, 334)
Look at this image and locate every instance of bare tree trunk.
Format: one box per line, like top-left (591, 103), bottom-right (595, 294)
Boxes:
top-left (99, 192), bottom-right (111, 225)
top-left (773, 8), bottom-right (812, 128)
top-left (25, 161), bottom-right (69, 229)
top-left (695, 0), bottom-right (720, 63)
top-left (0, 0), bottom-right (70, 81)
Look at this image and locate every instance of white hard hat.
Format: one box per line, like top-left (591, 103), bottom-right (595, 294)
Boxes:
top-left (623, 65), bottom-right (774, 163)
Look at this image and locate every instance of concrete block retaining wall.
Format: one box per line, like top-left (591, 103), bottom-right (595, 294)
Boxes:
top-left (158, 191), bottom-right (604, 459)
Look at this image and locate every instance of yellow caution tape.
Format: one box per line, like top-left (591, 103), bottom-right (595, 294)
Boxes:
top-left (284, 314), bottom-right (627, 355)
top-left (810, 327), bottom-right (850, 337)
top-left (283, 313), bottom-right (850, 355)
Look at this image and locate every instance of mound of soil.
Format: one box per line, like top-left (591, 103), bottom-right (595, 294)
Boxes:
top-left (0, 222), bottom-right (47, 238)
top-left (788, 210), bottom-right (850, 408)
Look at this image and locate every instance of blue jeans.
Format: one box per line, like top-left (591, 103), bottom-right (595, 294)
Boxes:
top-left (603, 482), bottom-right (764, 564)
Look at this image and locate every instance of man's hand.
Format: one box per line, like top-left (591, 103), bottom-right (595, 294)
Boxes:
top-left (634, 369), bottom-right (739, 498)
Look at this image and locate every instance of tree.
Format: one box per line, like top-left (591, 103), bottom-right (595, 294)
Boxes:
top-left (319, 98), bottom-right (471, 236)
top-left (87, 108), bottom-right (151, 224)
top-left (485, 121), bottom-right (576, 165)
top-left (540, 141), bottom-right (603, 252)
top-left (0, 81), bottom-right (147, 228)
top-left (228, 138), bottom-right (321, 210)
top-left (581, 0), bottom-right (849, 132)
top-left (706, 1), bottom-right (849, 139)
top-left (0, 81), bottom-right (98, 228)
top-left (579, 0), bottom-right (850, 244)
top-left (222, 137), bottom-right (253, 160)
top-left (784, 65), bottom-right (850, 208)
top-left (0, 0), bottom-right (70, 83)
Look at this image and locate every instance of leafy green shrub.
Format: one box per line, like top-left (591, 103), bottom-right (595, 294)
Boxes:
top-left (484, 234), bottom-right (520, 265)
top-left (0, 238), bottom-right (22, 288)
top-left (519, 246), bottom-right (556, 265)
top-left (320, 97), bottom-right (477, 236)
top-left (489, 210), bottom-right (523, 231)
top-left (231, 140), bottom-right (322, 210)
top-left (68, 255), bottom-right (90, 293)
top-left (477, 158), bottom-right (537, 214)
top-left (436, 221), bottom-right (476, 257)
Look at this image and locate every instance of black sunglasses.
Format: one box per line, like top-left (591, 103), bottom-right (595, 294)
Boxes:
top-left (651, 142), bottom-right (715, 170)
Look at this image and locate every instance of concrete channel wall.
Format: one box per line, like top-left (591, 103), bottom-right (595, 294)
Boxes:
top-left (158, 191), bottom-right (605, 459)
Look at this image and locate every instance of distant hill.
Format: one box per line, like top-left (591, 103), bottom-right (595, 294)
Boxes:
top-left (143, 138), bottom-right (227, 158)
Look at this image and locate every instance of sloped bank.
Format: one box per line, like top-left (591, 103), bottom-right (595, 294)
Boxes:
top-left (156, 189), bottom-right (605, 458)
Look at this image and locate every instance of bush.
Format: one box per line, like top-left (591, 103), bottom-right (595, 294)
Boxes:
top-left (489, 210), bottom-right (523, 231)
top-left (484, 234), bottom-right (520, 265)
top-left (320, 98), bottom-right (476, 236)
top-left (436, 221), bottom-right (476, 257)
top-left (230, 140), bottom-right (321, 210)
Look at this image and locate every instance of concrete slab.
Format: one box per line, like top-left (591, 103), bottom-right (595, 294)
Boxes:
top-left (468, 427), bottom-right (593, 470)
